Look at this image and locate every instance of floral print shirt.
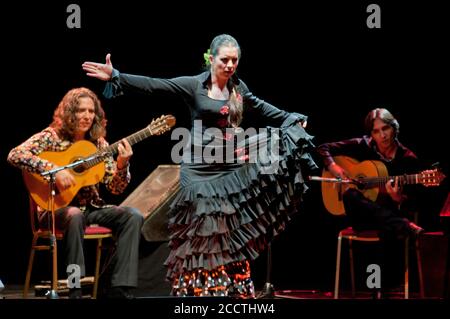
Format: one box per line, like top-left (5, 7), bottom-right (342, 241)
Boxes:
top-left (7, 127), bottom-right (130, 210)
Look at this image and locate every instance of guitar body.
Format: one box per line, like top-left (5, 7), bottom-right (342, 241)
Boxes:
top-left (23, 140), bottom-right (106, 210)
top-left (322, 156), bottom-right (388, 215)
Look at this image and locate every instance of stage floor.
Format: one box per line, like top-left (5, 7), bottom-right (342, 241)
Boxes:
top-left (0, 284), bottom-right (439, 300)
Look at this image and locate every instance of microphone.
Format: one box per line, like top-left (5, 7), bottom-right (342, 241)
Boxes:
top-left (91, 151), bottom-right (111, 160)
top-left (41, 152), bottom-right (111, 177)
top-left (309, 176), bottom-right (353, 184)
top-left (83, 151), bottom-right (112, 162)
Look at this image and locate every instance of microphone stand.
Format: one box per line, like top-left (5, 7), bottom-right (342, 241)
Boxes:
top-left (40, 153), bottom-right (107, 299)
top-left (43, 170), bottom-right (59, 299)
top-left (308, 176), bottom-right (354, 184)
top-left (258, 242), bottom-right (275, 298)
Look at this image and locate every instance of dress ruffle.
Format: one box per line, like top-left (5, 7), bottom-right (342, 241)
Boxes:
top-left (164, 116), bottom-right (318, 280)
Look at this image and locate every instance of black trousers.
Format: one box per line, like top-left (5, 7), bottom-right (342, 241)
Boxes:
top-left (343, 188), bottom-right (412, 288)
top-left (43, 205), bottom-right (144, 288)
top-left (343, 188), bottom-right (411, 239)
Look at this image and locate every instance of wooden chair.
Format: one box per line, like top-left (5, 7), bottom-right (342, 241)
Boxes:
top-left (334, 227), bottom-right (415, 299)
top-left (24, 197), bottom-right (113, 299)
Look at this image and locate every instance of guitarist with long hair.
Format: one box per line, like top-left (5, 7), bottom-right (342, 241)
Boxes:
top-left (317, 108), bottom-right (425, 292)
top-left (7, 87), bottom-right (143, 299)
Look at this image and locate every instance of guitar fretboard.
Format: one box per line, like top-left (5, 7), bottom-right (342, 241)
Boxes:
top-left (83, 126), bottom-right (154, 169)
top-left (364, 174), bottom-right (422, 187)
top-left (106, 126), bottom-right (154, 153)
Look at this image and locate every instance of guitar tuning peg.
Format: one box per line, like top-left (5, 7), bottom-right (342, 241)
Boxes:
top-left (431, 162), bottom-right (441, 169)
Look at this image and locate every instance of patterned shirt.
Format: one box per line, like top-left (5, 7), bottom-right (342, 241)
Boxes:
top-left (7, 127), bottom-right (130, 210)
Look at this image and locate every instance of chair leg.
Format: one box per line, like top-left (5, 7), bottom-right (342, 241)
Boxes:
top-left (404, 237), bottom-right (409, 299)
top-left (415, 237), bottom-right (425, 298)
top-left (444, 234), bottom-right (450, 299)
top-left (92, 238), bottom-right (103, 299)
top-left (334, 234), bottom-right (343, 299)
top-left (24, 234), bottom-right (41, 299)
top-left (24, 243), bottom-right (37, 298)
top-left (349, 239), bottom-right (355, 297)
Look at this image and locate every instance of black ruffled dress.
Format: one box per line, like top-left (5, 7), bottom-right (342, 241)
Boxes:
top-left (104, 70), bottom-right (317, 297)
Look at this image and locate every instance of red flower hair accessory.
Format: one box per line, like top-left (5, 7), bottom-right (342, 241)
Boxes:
top-left (219, 105), bottom-right (229, 115)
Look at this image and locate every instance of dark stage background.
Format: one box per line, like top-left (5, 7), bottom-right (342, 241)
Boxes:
top-left (1, 1), bottom-right (448, 295)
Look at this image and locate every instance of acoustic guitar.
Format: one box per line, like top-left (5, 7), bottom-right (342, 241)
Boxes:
top-left (311, 156), bottom-right (445, 215)
top-left (23, 114), bottom-right (176, 210)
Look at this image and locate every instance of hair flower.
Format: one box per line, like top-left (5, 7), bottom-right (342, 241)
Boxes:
top-left (203, 49), bottom-right (211, 66)
top-left (220, 105), bottom-right (229, 115)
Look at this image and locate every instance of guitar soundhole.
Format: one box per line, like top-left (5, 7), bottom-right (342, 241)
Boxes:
top-left (72, 158), bottom-right (87, 174)
top-left (355, 176), bottom-right (366, 190)
top-left (73, 165), bottom-right (86, 173)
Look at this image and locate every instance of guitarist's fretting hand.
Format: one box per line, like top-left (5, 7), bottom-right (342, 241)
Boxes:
top-left (327, 162), bottom-right (349, 180)
top-left (116, 139), bottom-right (133, 170)
top-left (385, 177), bottom-right (404, 204)
top-left (55, 170), bottom-right (76, 192)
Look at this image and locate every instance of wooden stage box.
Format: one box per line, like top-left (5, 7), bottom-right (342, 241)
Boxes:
top-left (120, 165), bottom-right (180, 242)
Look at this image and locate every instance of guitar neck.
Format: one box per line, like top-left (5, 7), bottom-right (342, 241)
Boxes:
top-left (364, 174), bottom-right (421, 187)
top-left (84, 126), bottom-right (153, 169)
top-left (105, 126), bottom-right (153, 154)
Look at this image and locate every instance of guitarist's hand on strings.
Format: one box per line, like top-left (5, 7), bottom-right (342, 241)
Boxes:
top-left (116, 139), bottom-right (133, 170)
top-left (327, 162), bottom-right (349, 180)
top-left (385, 176), bottom-right (404, 203)
top-left (55, 170), bottom-right (76, 192)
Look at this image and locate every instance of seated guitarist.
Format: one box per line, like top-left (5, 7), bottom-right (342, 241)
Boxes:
top-left (7, 87), bottom-right (143, 299)
top-left (317, 108), bottom-right (424, 291)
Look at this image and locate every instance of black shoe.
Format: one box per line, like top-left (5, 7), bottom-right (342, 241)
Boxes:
top-left (68, 288), bottom-right (82, 299)
top-left (408, 222), bottom-right (424, 237)
top-left (104, 286), bottom-right (134, 299)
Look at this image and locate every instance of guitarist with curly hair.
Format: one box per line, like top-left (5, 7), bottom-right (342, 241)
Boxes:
top-left (8, 87), bottom-right (144, 299)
